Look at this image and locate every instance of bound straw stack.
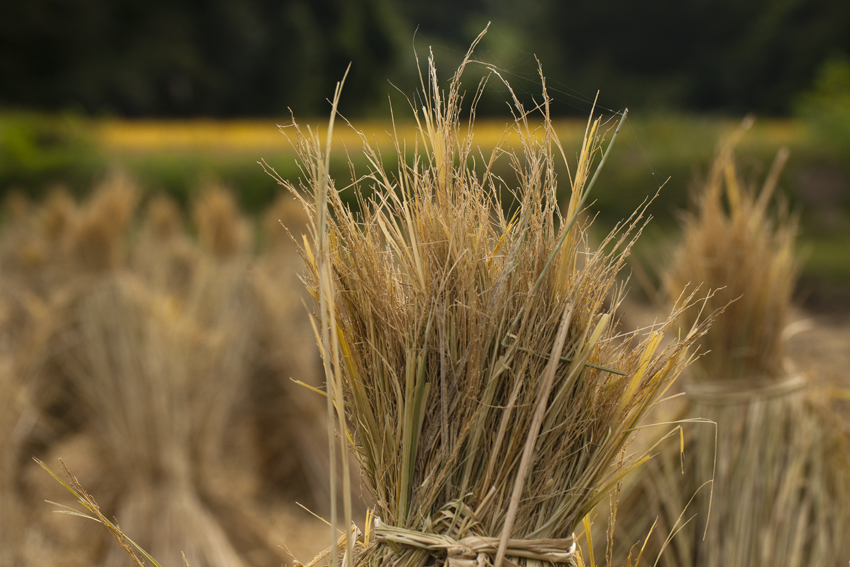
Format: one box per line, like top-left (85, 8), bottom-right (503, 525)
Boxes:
top-left (613, 120), bottom-right (850, 567)
top-left (0, 285), bottom-right (36, 567)
top-left (26, 180), bottom-right (307, 567)
top-left (280, 30), bottom-right (713, 567)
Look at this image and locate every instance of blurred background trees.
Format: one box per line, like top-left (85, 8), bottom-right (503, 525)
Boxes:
top-left (0, 0), bottom-right (848, 305)
top-left (1, 0), bottom-right (849, 118)
top-left (0, 0), bottom-right (408, 117)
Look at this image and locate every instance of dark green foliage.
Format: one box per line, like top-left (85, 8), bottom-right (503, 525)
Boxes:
top-left (0, 113), bottom-right (105, 198)
top-left (0, 0), bottom-right (410, 118)
top-left (477, 0), bottom-right (850, 115)
top-left (796, 56), bottom-right (850, 155)
top-left (2, 0), bottom-right (849, 117)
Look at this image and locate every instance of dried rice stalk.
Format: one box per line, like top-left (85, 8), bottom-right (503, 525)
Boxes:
top-left (35, 457), bottom-right (171, 567)
top-left (275, 31), bottom-right (711, 567)
top-left (613, 120), bottom-right (850, 567)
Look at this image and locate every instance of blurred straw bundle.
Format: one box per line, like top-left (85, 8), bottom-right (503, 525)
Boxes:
top-left (41, 182), bottom-right (320, 566)
top-left (0, 192), bottom-right (76, 567)
top-left (191, 182), bottom-right (342, 512)
top-left (612, 120), bottom-right (850, 567)
top-left (3, 171), bottom-right (332, 566)
top-left (0, 287), bottom-right (35, 567)
top-left (132, 193), bottom-right (196, 294)
top-left (192, 183), bottom-right (251, 258)
top-left (68, 171), bottom-right (139, 275)
top-left (279, 30), bottom-right (713, 567)
top-left (250, 193), bottom-right (333, 508)
top-left (54, 274), bottom-right (250, 567)
top-left (0, 187), bottom-right (76, 296)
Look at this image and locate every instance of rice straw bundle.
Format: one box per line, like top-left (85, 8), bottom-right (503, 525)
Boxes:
top-left (172, 253), bottom-right (294, 567)
top-left (68, 170), bottom-right (139, 274)
top-left (179, 255), bottom-right (257, 481)
top-left (22, 177), bottom-right (140, 476)
top-left (46, 268), bottom-right (252, 566)
top-left (27, 177), bottom-right (338, 566)
top-left (0, 187), bottom-right (76, 293)
top-left (0, 191), bottom-right (39, 276)
top-left (54, 274), bottom-right (238, 567)
top-left (40, 186), bottom-right (78, 245)
top-left (0, 290), bottom-right (31, 567)
top-left (612, 121), bottom-right (850, 567)
top-left (276, 33), bottom-right (712, 567)
top-left (192, 184), bottom-right (250, 258)
top-left (133, 193), bottom-right (197, 296)
top-left (143, 193), bottom-right (184, 241)
top-left (668, 123), bottom-right (798, 382)
top-left (48, 268), bottom-right (278, 567)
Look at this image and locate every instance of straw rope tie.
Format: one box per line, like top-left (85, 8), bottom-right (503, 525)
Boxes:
top-left (374, 520), bottom-right (576, 567)
top-left (687, 374), bottom-right (806, 404)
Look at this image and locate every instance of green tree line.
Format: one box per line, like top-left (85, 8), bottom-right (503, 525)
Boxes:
top-left (1, 0), bottom-right (849, 117)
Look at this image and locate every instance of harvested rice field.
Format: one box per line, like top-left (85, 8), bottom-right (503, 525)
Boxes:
top-left (0, 176), bottom-right (848, 567)
top-left (0, 179), bottom-right (349, 567)
top-left (2, 45), bottom-right (849, 567)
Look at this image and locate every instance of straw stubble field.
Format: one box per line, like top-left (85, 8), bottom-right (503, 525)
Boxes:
top-left (1, 158), bottom-right (848, 567)
top-left (2, 41), bottom-right (850, 567)
top-left (0, 178), bottom-right (348, 567)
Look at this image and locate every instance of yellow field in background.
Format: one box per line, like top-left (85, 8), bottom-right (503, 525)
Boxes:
top-left (96, 118), bottom-right (591, 154)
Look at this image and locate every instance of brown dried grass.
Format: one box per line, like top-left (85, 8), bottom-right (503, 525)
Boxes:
top-left (612, 120), bottom-right (850, 567)
top-left (43, 261), bottom-right (290, 567)
top-left (69, 170), bottom-right (139, 274)
top-left (26, 179), bottom-right (322, 567)
top-left (250, 220), bottom-right (335, 510)
top-left (274, 31), bottom-right (713, 567)
top-left (133, 193), bottom-right (197, 296)
top-left (192, 184), bottom-right (250, 258)
top-left (0, 186), bottom-right (74, 287)
top-left (666, 118), bottom-right (799, 381)
top-left (0, 296), bottom-right (28, 567)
